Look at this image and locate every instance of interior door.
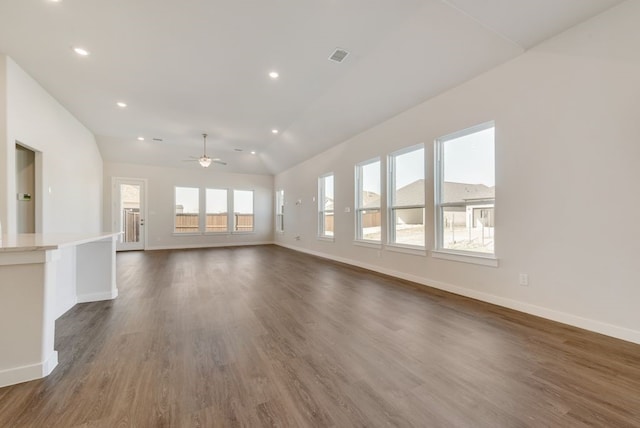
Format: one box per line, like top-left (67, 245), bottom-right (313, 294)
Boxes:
top-left (113, 178), bottom-right (146, 251)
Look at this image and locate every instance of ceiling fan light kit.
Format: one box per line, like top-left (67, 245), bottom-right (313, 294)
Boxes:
top-left (188, 133), bottom-right (225, 168)
top-left (198, 156), bottom-right (212, 168)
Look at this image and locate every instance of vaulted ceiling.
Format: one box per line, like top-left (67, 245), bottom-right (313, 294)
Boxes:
top-left (0, 0), bottom-right (624, 175)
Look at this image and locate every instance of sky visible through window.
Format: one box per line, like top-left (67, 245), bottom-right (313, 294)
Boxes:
top-left (234, 190), bottom-right (253, 214)
top-left (175, 187), bottom-right (199, 213)
top-left (177, 188), bottom-right (253, 213)
top-left (361, 160), bottom-right (380, 194)
top-left (444, 127), bottom-right (495, 186)
top-left (394, 147), bottom-right (424, 190)
top-left (206, 189), bottom-right (227, 213)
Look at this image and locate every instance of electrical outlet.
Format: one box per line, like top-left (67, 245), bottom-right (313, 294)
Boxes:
top-left (519, 273), bottom-right (529, 286)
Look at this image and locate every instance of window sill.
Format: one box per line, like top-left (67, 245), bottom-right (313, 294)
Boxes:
top-left (173, 232), bottom-right (202, 236)
top-left (431, 250), bottom-right (498, 267)
top-left (353, 240), bottom-right (382, 249)
top-left (317, 236), bottom-right (335, 242)
top-left (231, 231), bottom-right (255, 235)
top-left (204, 231), bottom-right (230, 235)
top-left (385, 244), bottom-right (426, 256)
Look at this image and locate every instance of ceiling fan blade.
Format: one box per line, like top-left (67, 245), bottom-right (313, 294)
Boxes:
top-left (212, 159), bottom-right (227, 165)
top-left (182, 159), bottom-right (198, 162)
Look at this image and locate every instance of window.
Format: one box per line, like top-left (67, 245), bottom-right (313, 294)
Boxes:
top-left (275, 189), bottom-right (284, 233)
top-left (436, 122), bottom-right (495, 254)
top-left (175, 187), bottom-right (200, 233)
top-left (388, 145), bottom-right (425, 247)
top-left (318, 173), bottom-right (334, 238)
top-left (206, 188), bottom-right (228, 233)
top-left (355, 159), bottom-right (381, 242)
top-left (233, 190), bottom-right (254, 232)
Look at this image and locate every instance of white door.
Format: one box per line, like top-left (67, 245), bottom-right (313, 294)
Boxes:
top-left (113, 178), bottom-right (146, 251)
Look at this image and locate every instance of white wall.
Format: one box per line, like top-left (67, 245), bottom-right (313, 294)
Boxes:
top-left (103, 162), bottom-right (273, 249)
top-left (0, 56), bottom-right (103, 234)
top-left (275, 1), bottom-right (640, 344)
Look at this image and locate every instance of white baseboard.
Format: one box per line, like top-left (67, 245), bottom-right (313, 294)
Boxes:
top-left (276, 242), bottom-right (640, 345)
top-left (77, 289), bottom-right (118, 303)
top-left (145, 241), bottom-right (274, 251)
top-left (0, 351), bottom-right (58, 388)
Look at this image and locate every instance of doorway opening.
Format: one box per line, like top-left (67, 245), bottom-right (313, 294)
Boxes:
top-left (113, 178), bottom-right (146, 251)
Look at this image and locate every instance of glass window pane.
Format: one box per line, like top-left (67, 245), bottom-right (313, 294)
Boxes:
top-left (442, 127), bottom-right (495, 204)
top-left (175, 187), bottom-right (199, 233)
top-left (441, 205), bottom-right (494, 253)
top-left (392, 207), bottom-right (424, 246)
top-left (324, 212), bottom-right (334, 236)
top-left (360, 161), bottom-right (381, 208)
top-left (120, 184), bottom-right (140, 243)
top-left (324, 175), bottom-right (334, 211)
top-left (234, 190), bottom-right (254, 231)
top-left (393, 148), bottom-right (424, 206)
top-left (358, 209), bottom-right (381, 241)
top-left (276, 190), bottom-right (284, 232)
top-left (319, 174), bottom-right (334, 238)
top-left (206, 188), bottom-right (227, 232)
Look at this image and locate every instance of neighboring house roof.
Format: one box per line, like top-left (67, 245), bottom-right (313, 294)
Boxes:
top-left (394, 179), bottom-right (425, 206)
top-left (324, 197), bottom-right (334, 211)
top-left (443, 181), bottom-right (495, 203)
top-left (362, 191), bottom-right (381, 208)
top-left (357, 180), bottom-right (495, 209)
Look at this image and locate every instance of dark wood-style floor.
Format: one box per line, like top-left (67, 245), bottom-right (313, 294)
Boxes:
top-left (1, 245), bottom-right (639, 427)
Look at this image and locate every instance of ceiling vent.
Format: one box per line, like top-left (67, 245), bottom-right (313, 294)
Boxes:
top-left (329, 48), bottom-right (349, 63)
top-left (152, 138), bottom-right (163, 142)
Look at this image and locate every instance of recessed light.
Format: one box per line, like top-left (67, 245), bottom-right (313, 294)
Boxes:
top-left (73, 47), bottom-right (90, 56)
top-left (271, 129), bottom-right (279, 134)
top-left (251, 151), bottom-right (256, 155)
top-left (116, 102), bottom-right (127, 108)
top-left (137, 137), bottom-right (144, 141)
top-left (268, 71), bottom-right (279, 79)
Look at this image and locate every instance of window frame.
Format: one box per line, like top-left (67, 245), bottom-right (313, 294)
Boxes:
top-left (435, 121), bottom-right (496, 259)
top-left (354, 157), bottom-right (382, 244)
top-left (387, 143), bottom-right (426, 250)
top-left (317, 172), bottom-right (335, 241)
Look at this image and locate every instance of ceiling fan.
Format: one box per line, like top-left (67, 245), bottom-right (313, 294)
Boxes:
top-left (184, 133), bottom-right (227, 167)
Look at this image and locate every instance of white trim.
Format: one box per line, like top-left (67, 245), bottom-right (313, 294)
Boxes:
top-left (77, 289), bottom-right (118, 303)
top-left (353, 240), bottom-right (382, 249)
top-left (275, 242), bottom-right (640, 345)
top-left (0, 351), bottom-right (58, 388)
top-left (317, 236), bottom-right (335, 242)
top-left (432, 250), bottom-right (498, 267)
top-left (386, 244), bottom-right (426, 256)
top-left (145, 241), bottom-right (273, 251)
